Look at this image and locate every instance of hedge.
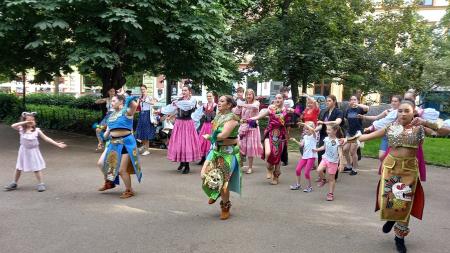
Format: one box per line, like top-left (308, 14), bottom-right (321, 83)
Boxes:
top-left (0, 93), bottom-right (23, 123)
top-left (26, 104), bottom-right (103, 134)
top-left (25, 93), bottom-right (102, 110)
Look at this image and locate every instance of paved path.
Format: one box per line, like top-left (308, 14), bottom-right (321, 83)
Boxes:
top-left (0, 124), bottom-right (449, 253)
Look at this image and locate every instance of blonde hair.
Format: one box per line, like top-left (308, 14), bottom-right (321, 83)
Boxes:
top-left (245, 88), bottom-right (256, 103)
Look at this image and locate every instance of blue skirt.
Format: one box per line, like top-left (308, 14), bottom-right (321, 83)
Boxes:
top-left (135, 110), bottom-right (156, 140)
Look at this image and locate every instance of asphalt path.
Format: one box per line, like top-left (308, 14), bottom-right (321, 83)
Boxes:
top-left (0, 124), bottom-right (449, 253)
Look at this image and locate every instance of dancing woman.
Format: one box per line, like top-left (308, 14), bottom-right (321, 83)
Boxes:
top-left (249, 94), bottom-right (292, 185)
top-left (197, 91), bottom-right (217, 165)
top-left (135, 85), bottom-right (156, 156)
top-left (97, 95), bottom-right (142, 199)
top-left (167, 85), bottom-right (201, 174)
top-left (201, 95), bottom-right (241, 220)
top-left (351, 100), bottom-right (436, 253)
top-left (238, 88), bottom-right (263, 174)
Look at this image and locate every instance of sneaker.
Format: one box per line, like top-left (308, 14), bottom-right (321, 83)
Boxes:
top-left (343, 167), bottom-right (353, 173)
top-left (326, 192), bottom-right (334, 201)
top-left (141, 150), bottom-right (150, 156)
top-left (349, 170), bottom-right (358, 176)
top-left (317, 179), bottom-right (326, 187)
top-left (303, 186), bottom-right (313, 193)
top-left (37, 183), bottom-right (46, 192)
top-left (4, 182), bottom-right (17, 191)
top-left (290, 183), bottom-right (301, 190)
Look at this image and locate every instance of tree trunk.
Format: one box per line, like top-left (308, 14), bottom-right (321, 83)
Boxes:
top-left (22, 71), bottom-right (26, 110)
top-left (98, 66), bottom-right (126, 98)
top-left (54, 76), bottom-right (59, 95)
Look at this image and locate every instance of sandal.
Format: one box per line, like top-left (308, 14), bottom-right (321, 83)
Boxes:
top-left (120, 190), bottom-right (135, 199)
top-left (96, 143), bottom-right (104, 151)
top-left (245, 168), bottom-right (253, 174)
top-left (326, 192), bottom-right (334, 201)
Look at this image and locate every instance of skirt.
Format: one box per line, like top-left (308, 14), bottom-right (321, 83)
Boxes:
top-left (376, 154), bottom-right (424, 222)
top-left (203, 145), bottom-right (241, 201)
top-left (198, 121), bottom-right (213, 157)
top-left (16, 146), bottom-right (46, 172)
top-left (239, 127), bottom-right (263, 157)
top-left (103, 134), bottom-right (142, 185)
top-left (167, 119), bottom-right (201, 162)
top-left (135, 110), bottom-right (156, 141)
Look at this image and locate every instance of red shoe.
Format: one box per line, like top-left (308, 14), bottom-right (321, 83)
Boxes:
top-left (326, 192), bottom-right (334, 201)
top-left (98, 181), bottom-right (115, 191)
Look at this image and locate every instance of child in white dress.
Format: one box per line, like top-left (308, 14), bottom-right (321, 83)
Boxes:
top-left (4, 112), bottom-right (66, 192)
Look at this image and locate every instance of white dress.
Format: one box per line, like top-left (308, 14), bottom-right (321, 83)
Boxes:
top-left (16, 128), bottom-right (46, 172)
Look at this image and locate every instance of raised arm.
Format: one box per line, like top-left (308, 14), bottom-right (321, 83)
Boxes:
top-left (94, 98), bottom-right (107, 104)
top-left (361, 110), bottom-right (388, 121)
top-left (126, 100), bottom-right (139, 117)
top-left (358, 128), bottom-right (385, 142)
top-left (11, 121), bottom-right (29, 131)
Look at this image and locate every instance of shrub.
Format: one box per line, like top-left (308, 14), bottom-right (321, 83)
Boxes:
top-left (0, 93), bottom-right (23, 123)
top-left (26, 104), bottom-right (103, 134)
top-left (25, 93), bottom-right (102, 110)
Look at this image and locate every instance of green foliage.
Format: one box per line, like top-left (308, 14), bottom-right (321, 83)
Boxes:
top-left (25, 93), bottom-right (102, 110)
top-left (26, 104), bottom-right (103, 134)
top-left (0, 93), bottom-right (23, 122)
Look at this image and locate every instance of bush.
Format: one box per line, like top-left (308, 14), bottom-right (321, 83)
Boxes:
top-left (0, 93), bottom-right (23, 123)
top-left (26, 104), bottom-right (103, 134)
top-left (25, 93), bottom-right (102, 110)
top-left (72, 94), bottom-right (103, 110)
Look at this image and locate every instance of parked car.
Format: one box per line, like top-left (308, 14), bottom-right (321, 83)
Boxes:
top-left (313, 95), bottom-right (326, 110)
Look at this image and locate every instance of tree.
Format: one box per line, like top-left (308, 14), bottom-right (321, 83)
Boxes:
top-left (233, 0), bottom-right (372, 102)
top-left (1, 0), bottom-right (251, 97)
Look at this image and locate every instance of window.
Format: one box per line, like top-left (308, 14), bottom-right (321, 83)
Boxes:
top-left (419, 0), bottom-right (433, 6)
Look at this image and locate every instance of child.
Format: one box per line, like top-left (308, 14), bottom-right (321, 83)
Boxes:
top-left (290, 121), bottom-right (317, 192)
top-left (4, 112), bottom-right (67, 192)
top-left (313, 124), bottom-right (344, 201)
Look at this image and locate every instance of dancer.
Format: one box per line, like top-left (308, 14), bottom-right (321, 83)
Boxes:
top-left (233, 87), bottom-right (245, 117)
top-left (135, 85), bottom-right (156, 156)
top-left (289, 121), bottom-right (317, 192)
top-left (201, 95), bottom-right (241, 220)
top-left (313, 124), bottom-right (344, 201)
top-left (249, 94), bottom-right (292, 185)
top-left (167, 85), bottom-right (201, 174)
top-left (301, 94), bottom-right (320, 128)
top-left (197, 92), bottom-right (217, 165)
top-left (342, 95), bottom-right (369, 176)
top-left (98, 95), bottom-right (142, 199)
top-left (94, 87), bottom-right (116, 151)
top-left (4, 112), bottom-right (66, 192)
top-left (281, 86), bottom-right (294, 166)
top-left (361, 95), bottom-right (402, 162)
top-left (352, 100), bottom-right (436, 253)
top-left (238, 88), bottom-right (263, 174)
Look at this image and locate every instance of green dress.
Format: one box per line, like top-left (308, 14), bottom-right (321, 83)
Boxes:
top-left (202, 112), bottom-right (241, 201)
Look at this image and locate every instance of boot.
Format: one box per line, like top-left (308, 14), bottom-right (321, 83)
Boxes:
top-left (177, 162), bottom-right (184, 171)
top-left (271, 170), bottom-right (281, 185)
top-left (220, 200), bottom-right (231, 220)
top-left (197, 157), bottom-right (206, 165)
top-left (98, 180), bottom-right (115, 191)
top-left (182, 163), bottom-right (190, 174)
top-left (395, 236), bottom-right (407, 253)
top-left (383, 221), bottom-right (395, 233)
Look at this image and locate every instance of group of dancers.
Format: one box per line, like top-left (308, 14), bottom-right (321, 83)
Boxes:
top-left (4, 84), bottom-right (450, 253)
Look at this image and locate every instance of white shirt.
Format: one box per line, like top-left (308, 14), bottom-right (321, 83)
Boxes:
top-left (373, 110), bottom-right (397, 130)
top-left (140, 96), bottom-right (153, 111)
top-left (302, 134), bottom-right (318, 159)
top-left (323, 137), bottom-right (340, 163)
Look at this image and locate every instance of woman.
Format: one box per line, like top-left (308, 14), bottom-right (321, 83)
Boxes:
top-left (301, 94), bottom-right (320, 127)
top-left (201, 95), bottom-right (241, 220)
top-left (352, 100), bottom-right (435, 253)
top-left (97, 94), bottom-right (142, 199)
top-left (135, 85), bottom-right (156, 156)
top-left (94, 88), bottom-right (116, 151)
top-left (197, 92), bottom-right (217, 165)
top-left (315, 95), bottom-right (344, 166)
top-left (238, 89), bottom-right (263, 174)
top-left (167, 85), bottom-right (201, 174)
top-left (342, 95), bottom-right (369, 176)
top-left (361, 95), bottom-right (402, 162)
top-left (249, 94), bottom-right (292, 185)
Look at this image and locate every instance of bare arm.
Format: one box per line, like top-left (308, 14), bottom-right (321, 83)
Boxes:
top-left (126, 100), bottom-right (138, 117)
top-left (358, 129), bottom-right (385, 142)
top-left (313, 145), bottom-right (325, 153)
top-left (356, 103), bottom-right (369, 112)
top-left (361, 110), bottom-right (387, 121)
top-left (250, 108), bottom-right (270, 121)
top-left (299, 122), bottom-right (317, 138)
top-left (38, 130), bottom-right (66, 148)
top-left (216, 120), bottom-right (239, 141)
top-left (323, 118), bottom-right (342, 125)
top-left (95, 98), bottom-right (107, 104)
top-left (289, 137), bottom-right (301, 146)
top-left (11, 121), bottom-right (29, 130)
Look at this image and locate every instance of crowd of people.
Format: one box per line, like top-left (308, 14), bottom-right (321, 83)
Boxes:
top-left (4, 84), bottom-right (450, 253)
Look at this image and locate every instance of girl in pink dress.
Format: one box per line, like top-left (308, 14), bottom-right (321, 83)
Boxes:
top-left (238, 89), bottom-right (263, 174)
top-left (4, 112), bottom-right (67, 192)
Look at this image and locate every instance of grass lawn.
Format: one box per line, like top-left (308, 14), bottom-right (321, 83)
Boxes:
top-left (287, 127), bottom-right (450, 167)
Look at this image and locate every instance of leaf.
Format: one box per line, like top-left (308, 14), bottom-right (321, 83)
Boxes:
top-left (25, 40), bottom-right (44, 49)
top-left (52, 20), bottom-right (69, 29)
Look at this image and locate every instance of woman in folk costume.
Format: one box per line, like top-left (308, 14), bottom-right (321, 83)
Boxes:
top-left (248, 94), bottom-right (292, 185)
top-left (351, 100), bottom-right (437, 253)
top-left (93, 87), bottom-right (116, 151)
top-left (167, 85), bottom-right (200, 174)
top-left (97, 94), bottom-right (142, 199)
top-left (238, 88), bottom-right (263, 174)
top-left (201, 95), bottom-right (241, 220)
top-left (197, 91), bottom-right (217, 165)
top-left (135, 85), bottom-right (157, 156)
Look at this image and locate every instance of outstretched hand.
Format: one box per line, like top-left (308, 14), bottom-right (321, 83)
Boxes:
top-left (57, 142), bottom-right (67, 149)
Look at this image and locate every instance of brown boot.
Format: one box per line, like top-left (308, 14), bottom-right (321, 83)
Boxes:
top-left (271, 170), bottom-right (281, 185)
top-left (220, 200), bottom-right (232, 220)
top-left (98, 180), bottom-right (115, 191)
top-left (208, 198), bottom-right (217, 205)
